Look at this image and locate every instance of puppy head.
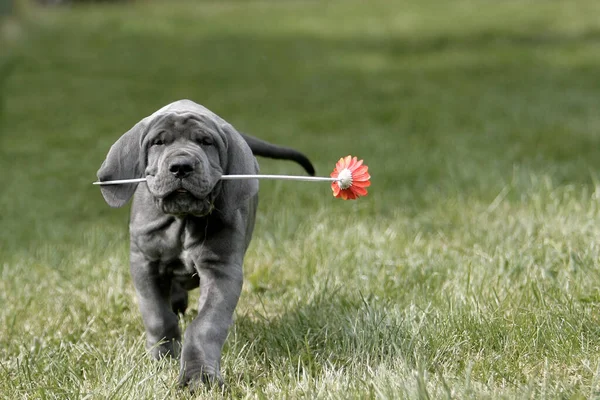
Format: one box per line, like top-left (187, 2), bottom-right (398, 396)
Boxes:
top-left (97, 100), bottom-right (258, 217)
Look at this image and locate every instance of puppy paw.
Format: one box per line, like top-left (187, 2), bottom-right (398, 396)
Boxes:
top-left (148, 339), bottom-right (181, 360)
top-left (178, 363), bottom-right (223, 392)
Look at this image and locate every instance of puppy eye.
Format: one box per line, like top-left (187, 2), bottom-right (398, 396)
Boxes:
top-left (199, 137), bottom-right (213, 146)
top-left (151, 139), bottom-right (164, 146)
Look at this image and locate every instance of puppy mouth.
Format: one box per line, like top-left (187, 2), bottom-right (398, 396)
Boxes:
top-left (171, 188), bottom-right (199, 198)
top-left (164, 190), bottom-right (195, 201)
top-left (149, 182), bottom-right (216, 216)
top-left (145, 175), bottom-right (215, 214)
top-left (146, 176), bottom-right (197, 198)
top-left (165, 188), bottom-right (198, 201)
top-left (160, 191), bottom-right (214, 217)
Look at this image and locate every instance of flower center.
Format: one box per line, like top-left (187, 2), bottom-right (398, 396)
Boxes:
top-left (337, 168), bottom-right (353, 189)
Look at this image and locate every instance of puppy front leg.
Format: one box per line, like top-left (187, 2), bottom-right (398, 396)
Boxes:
top-left (178, 262), bottom-right (243, 389)
top-left (130, 249), bottom-right (181, 359)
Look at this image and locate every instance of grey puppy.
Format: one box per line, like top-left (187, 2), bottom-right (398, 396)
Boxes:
top-left (97, 99), bottom-right (314, 389)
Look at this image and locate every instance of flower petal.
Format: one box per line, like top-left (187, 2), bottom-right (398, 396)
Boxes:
top-left (352, 176), bottom-right (368, 183)
top-left (343, 189), bottom-right (357, 200)
top-left (345, 155), bottom-right (352, 164)
top-left (351, 159), bottom-right (364, 170)
top-left (348, 157), bottom-right (357, 170)
top-left (353, 171), bottom-right (370, 180)
top-left (331, 182), bottom-right (341, 196)
top-left (350, 186), bottom-right (368, 196)
top-left (352, 180), bottom-right (371, 188)
top-left (353, 165), bottom-right (368, 175)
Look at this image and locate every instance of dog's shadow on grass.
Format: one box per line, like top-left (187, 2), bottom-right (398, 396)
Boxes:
top-left (220, 289), bottom-right (421, 384)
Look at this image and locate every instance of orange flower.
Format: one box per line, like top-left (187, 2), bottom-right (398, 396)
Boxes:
top-left (330, 155), bottom-right (370, 200)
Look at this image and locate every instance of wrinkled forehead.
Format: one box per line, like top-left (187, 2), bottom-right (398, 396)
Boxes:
top-left (148, 111), bottom-right (220, 134)
top-left (151, 100), bottom-right (226, 126)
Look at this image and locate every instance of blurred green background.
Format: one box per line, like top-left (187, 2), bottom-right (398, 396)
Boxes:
top-left (2, 0), bottom-right (600, 256)
top-left (2, 0), bottom-right (600, 398)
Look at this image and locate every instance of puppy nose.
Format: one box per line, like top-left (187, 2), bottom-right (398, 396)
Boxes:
top-left (169, 161), bottom-right (194, 178)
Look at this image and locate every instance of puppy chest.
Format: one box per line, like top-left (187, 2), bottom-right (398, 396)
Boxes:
top-left (176, 250), bottom-right (197, 275)
top-left (151, 230), bottom-right (201, 275)
top-left (134, 216), bottom-right (210, 273)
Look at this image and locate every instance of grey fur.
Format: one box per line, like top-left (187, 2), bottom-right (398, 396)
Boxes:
top-left (97, 99), bottom-right (311, 389)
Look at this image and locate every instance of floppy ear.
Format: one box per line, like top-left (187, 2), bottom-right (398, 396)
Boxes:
top-left (96, 120), bottom-right (147, 208)
top-left (216, 123), bottom-right (259, 215)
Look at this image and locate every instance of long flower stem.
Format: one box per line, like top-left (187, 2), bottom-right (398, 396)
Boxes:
top-left (93, 175), bottom-right (340, 186)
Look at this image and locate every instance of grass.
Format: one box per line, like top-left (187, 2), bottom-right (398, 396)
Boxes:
top-left (2, 0), bottom-right (600, 398)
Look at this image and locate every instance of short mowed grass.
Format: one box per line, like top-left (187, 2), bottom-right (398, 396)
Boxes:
top-left (2, 0), bottom-right (600, 398)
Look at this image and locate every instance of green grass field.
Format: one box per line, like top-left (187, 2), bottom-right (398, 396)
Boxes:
top-left (2, 0), bottom-right (600, 398)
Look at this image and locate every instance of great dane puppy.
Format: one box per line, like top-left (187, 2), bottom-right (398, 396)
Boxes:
top-left (96, 99), bottom-right (314, 389)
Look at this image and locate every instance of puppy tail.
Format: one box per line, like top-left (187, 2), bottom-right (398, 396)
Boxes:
top-left (240, 133), bottom-right (316, 176)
